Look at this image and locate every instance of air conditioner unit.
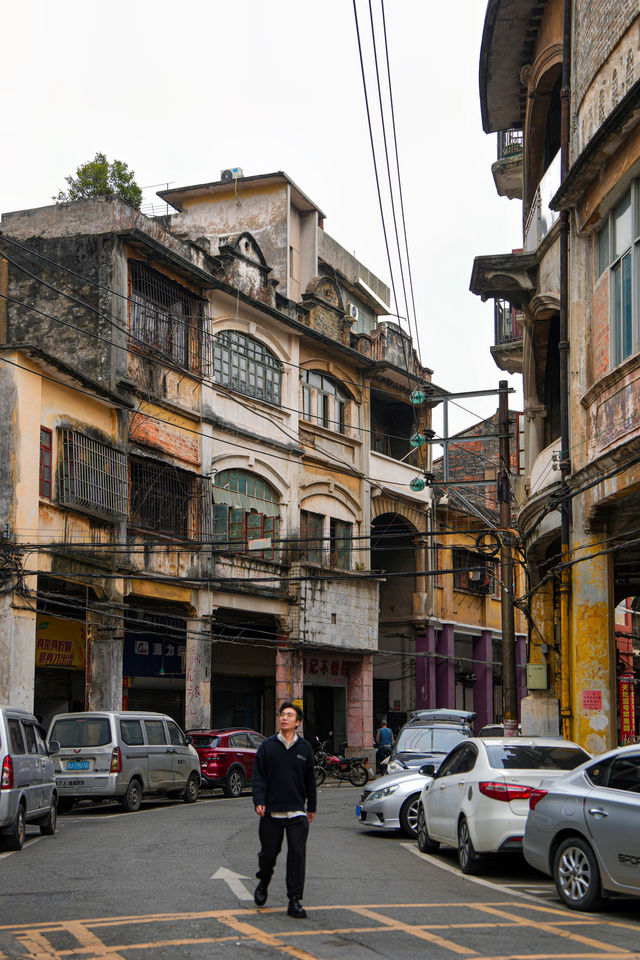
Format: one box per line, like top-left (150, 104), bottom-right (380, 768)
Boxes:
top-left (348, 303), bottom-right (359, 321)
top-left (220, 167), bottom-right (244, 183)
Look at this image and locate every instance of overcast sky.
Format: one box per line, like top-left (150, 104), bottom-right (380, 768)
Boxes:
top-left (2, 0), bottom-right (522, 440)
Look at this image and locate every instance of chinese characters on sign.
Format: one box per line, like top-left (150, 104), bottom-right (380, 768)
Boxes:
top-left (303, 657), bottom-right (349, 685)
top-left (35, 617), bottom-right (86, 670)
top-left (581, 689), bottom-right (602, 711)
top-left (619, 676), bottom-right (636, 744)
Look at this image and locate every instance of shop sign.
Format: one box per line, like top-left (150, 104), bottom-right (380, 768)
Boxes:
top-left (303, 656), bottom-right (349, 686)
top-left (619, 675), bottom-right (636, 744)
top-left (36, 616), bottom-right (86, 670)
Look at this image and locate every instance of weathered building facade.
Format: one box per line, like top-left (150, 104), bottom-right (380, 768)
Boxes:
top-left (471, 0), bottom-right (640, 750)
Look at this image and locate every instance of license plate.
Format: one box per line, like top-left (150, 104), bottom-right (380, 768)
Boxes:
top-left (66, 760), bottom-right (90, 770)
top-left (356, 805), bottom-right (361, 817)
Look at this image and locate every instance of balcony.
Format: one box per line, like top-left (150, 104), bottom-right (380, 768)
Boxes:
top-left (530, 438), bottom-right (561, 496)
top-left (490, 300), bottom-right (524, 375)
top-left (524, 151), bottom-right (561, 252)
top-left (492, 130), bottom-right (524, 200)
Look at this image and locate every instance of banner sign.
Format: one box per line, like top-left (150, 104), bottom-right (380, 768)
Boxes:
top-left (36, 616), bottom-right (86, 670)
top-left (619, 675), bottom-right (636, 743)
top-left (303, 656), bottom-right (349, 686)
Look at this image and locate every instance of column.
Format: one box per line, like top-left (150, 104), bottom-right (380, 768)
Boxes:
top-left (87, 607), bottom-right (123, 711)
top-left (185, 621), bottom-right (211, 730)
top-left (0, 592), bottom-right (37, 710)
top-left (275, 645), bottom-right (303, 726)
top-left (415, 625), bottom-right (436, 708)
top-left (347, 654), bottom-right (373, 759)
top-left (516, 635), bottom-right (526, 721)
top-left (436, 624), bottom-right (455, 708)
top-left (473, 630), bottom-right (493, 732)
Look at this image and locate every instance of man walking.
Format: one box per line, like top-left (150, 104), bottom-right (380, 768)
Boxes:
top-left (375, 718), bottom-right (393, 772)
top-left (252, 701), bottom-right (317, 919)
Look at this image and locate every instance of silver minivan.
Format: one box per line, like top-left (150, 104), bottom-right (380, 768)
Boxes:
top-left (0, 706), bottom-right (59, 850)
top-left (48, 711), bottom-right (201, 812)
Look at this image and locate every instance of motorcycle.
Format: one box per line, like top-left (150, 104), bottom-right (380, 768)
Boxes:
top-left (375, 742), bottom-right (392, 775)
top-left (314, 736), bottom-right (370, 787)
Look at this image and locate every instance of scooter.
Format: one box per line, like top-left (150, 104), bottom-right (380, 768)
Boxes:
top-left (375, 742), bottom-right (392, 775)
top-left (314, 736), bottom-right (370, 787)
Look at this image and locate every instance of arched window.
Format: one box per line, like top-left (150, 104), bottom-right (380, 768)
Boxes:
top-left (301, 371), bottom-right (350, 434)
top-left (212, 469), bottom-right (280, 560)
top-left (213, 331), bottom-right (282, 404)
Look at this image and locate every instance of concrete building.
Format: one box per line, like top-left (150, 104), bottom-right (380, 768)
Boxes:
top-left (471, 0), bottom-right (640, 751)
top-left (0, 173), bottom-right (437, 755)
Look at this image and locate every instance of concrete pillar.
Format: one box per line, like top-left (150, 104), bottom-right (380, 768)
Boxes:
top-left (473, 630), bottom-right (493, 732)
top-left (570, 528), bottom-right (615, 754)
top-left (0, 592), bottom-right (37, 710)
top-left (185, 621), bottom-right (211, 730)
top-left (516, 635), bottom-right (527, 720)
top-left (87, 607), bottom-right (123, 711)
top-left (275, 646), bottom-right (303, 726)
top-left (347, 654), bottom-right (373, 758)
top-left (416, 625), bottom-right (436, 708)
top-left (436, 624), bottom-right (455, 708)
top-left (521, 576), bottom-right (560, 735)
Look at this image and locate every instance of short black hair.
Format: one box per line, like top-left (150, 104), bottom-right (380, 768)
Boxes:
top-left (279, 700), bottom-right (303, 721)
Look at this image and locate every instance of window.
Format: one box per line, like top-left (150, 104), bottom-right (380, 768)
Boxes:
top-left (50, 717), bottom-right (111, 747)
top-left (301, 371), bottom-right (350, 434)
top-left (129, 457), bottom-right (212, 540)
top-left (120, 719), bottom-right (144, 746)
top-left (8, 720), bottom-right (25, 754)
top-left (213, 331), bottom-right (281, 404)
top-left (330, 518), bottom-right (352, 570)
top-left (212, 468), bottom-right (280, 560)
top-left (39, 427), bottom-right (52, 497)
top-left (23, 723), bottom-right (38, 754)
top-left (452, 549), bottom-right (493, 594)
top-left (301, 510), bottom-right (323, 563)
top-left (129, 261), bottom-right (204, 372)
top-left (597, 183), bottom-right (640, 366)
top-left (167, 721), bottom-right (187, 746)
top-left (144, 720), bottom-right (167, 745)
top-left (587, 754), bottom-right (640, 793)
top-left (60, 429), bottom-right (128, 522)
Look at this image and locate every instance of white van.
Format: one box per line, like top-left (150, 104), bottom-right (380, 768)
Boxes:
top-left (0, 706), bottom-right (59, 849)
top-left (48, 711), bottom-right (200, 812)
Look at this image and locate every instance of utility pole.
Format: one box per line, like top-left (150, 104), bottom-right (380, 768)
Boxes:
top-left (498, 380), bottom-right (518, 734)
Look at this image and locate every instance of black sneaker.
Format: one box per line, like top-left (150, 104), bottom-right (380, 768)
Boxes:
top-left (287, 898), bottom-right (307, 919)
top-left (254, 882), bottom-right (268, 907)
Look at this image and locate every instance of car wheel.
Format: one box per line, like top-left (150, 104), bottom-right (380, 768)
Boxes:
top-left (458, 816), bottom-right (486, 875)
top-left (39, 797), bottom-right (57, 836)
top-left (223, 767), bottom-right (245, 798)
top-left (417, 805), bottom-right (440, 853)
top-left (399, 793), bottom-right (421, 838)
top-left (553, 836), bottom-right (604, 911)
top-left (182, 772), bottom-right (200, 804)
top-left (349, 764), bottom-right (369, 787)
top-left (121, 778), bottom-right (142, 813)
top-left (4, 804), bottom-right (26, 851)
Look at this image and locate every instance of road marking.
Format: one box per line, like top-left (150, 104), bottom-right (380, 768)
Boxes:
top-left (216, 911), bottom-right (320, 960)
top-left (472, 903), bottom-right (634, 955)
top-left (210, 866), bottom-right (253, 900)
top-left (0, 835), bottom-right (47, 862)
top-left (345, 905), bottom-right (479, 954)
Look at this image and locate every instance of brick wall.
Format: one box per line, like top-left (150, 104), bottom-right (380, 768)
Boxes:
top-left (573, 1), bottom-right (638, 108)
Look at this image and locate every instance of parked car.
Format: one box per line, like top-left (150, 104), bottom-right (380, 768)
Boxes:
top-left (187, 727), bottom-right (265, 797)
top-left (417, 737), bottom-right (590, 874)
top-left (523, 744), bottom-right (640, 911)
top-left (477, 724), bottom-right (522, 737)
top-left (386, 709), bottom-right (476, 775)
top-left (48, 711), bottom-right (200, 812)
top-left (0, 706), bottom-right (59, 850)
top-left (356, 765), bottom-right (434, 837)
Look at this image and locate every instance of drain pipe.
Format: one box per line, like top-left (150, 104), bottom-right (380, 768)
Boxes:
top-left (558, 0), bottom-right (572, 740)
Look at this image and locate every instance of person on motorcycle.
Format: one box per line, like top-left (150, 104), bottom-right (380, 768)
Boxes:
top-left (375, 719), bottom-right (393, 772)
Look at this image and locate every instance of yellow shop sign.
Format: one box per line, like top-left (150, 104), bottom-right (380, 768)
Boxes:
top-left (36, 616), bottom-right (86, 670)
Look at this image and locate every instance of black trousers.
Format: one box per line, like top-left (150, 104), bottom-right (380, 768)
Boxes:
top-left (256, 815), bottom-right (309, 900)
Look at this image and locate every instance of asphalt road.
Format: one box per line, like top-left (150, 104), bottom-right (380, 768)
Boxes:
top-left (1, 784), bottom-right (639, 959)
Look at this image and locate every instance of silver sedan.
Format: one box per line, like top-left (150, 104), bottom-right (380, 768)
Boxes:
top-left (356, 768), bottom-right (432, 837)
top-left (523, 744), bottom-right (640, 911)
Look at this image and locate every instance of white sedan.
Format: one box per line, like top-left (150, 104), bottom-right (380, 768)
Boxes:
top-left (417, 737), bottom-right (590, 874)
top-left (357, 767), bottom-right (433, 837)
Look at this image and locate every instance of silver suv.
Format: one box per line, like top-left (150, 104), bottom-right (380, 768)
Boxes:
top-left (0, 706), bottom-right (59, 850)
top-left (48, 711), bottom-right (201, 812)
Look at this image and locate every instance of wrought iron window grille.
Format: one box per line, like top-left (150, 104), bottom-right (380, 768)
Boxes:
top-left (60, 429), bottom-right (128, 522)
top-left (129, 456), bottom-right (213, 540)
top-left (129, 261), bottom-right (204, 374)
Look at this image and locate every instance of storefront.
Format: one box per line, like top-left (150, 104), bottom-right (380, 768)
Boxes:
top-left (34, 614), bottom-right (86, 728)
top-left (302, 653), bottom-right (349, 750)
top-left (123, 606), bottom-right (187, 723)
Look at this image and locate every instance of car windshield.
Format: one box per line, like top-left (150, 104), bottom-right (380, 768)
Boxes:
top-left (51, 717), bottom-right (111, 747)
top-left (395, 727), bottom-right (467, 755)
top-left (190, 735), bottom-right (220, 748)
top-left (484, 744), bottom-right (589, 770)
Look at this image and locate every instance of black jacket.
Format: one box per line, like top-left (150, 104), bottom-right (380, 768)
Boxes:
top-left (252, 734), bottom-right (317, 814)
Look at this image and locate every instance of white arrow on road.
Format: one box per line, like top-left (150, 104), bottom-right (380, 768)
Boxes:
top-left (210, 867), bottom-right (253, 901)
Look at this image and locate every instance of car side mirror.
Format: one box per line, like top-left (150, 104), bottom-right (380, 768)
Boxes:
top-left (46, 740), bottom-right (60, 755)
top-left (419, 763), bottom-right (435, 777)
top-left (185, 734), bottom-right (193, 745)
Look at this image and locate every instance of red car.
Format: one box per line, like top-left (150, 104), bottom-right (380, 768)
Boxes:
top-left (186, 728), bottom-right (265, 797)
